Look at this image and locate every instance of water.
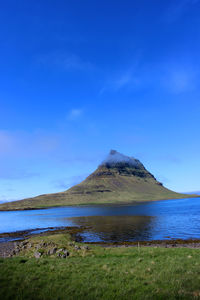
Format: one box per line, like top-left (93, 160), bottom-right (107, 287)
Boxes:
top-left (0, 198), bottom-right (200, 242)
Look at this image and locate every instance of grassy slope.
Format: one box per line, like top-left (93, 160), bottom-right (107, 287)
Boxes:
top-left (0, 233), bottom-right (200, 299)
top-left (0, 170), bottom-right (198, 211)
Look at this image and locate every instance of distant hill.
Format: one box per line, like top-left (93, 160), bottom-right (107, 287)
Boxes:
top-left (0, 150), bottom-right (199, 211)
top-left (185, 191), bottom-right (200, 195)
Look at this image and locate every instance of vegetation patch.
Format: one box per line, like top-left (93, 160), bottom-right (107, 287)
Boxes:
top-left (0, 232), bottom-right (200, 299)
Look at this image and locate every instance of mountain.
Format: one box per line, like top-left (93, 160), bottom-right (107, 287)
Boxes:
top-left (0, 150), bottom-right (198, 211)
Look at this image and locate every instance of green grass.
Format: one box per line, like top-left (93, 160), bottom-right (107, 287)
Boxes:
top-left (0, 233), bottom-right (200, 299)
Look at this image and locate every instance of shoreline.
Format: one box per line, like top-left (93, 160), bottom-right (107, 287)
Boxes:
top-left (0, 226), bottom-right (84, 243)
top-left (1, 226), bottom-right (200, 257)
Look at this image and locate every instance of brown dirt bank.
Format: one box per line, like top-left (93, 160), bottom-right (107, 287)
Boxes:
top-left (87, 239), bottom-right (200, 249)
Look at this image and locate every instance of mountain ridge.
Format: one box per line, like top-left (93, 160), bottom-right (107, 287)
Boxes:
top-left (0, 150), bottom-right (199, 211)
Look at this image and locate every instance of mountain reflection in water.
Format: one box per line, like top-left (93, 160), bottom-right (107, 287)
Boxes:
top-left (68, 215), bottom-right (156, 242)
top-left (1, 198), bottom-right (200, 242)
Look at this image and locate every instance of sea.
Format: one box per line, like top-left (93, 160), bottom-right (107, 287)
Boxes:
top-left (0, 197), bottom-right (200, 243)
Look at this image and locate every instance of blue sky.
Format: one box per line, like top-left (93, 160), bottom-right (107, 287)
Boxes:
top-left (0, 0), bottom-right (200, 201)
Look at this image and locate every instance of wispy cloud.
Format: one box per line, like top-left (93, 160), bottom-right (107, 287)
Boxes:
top-left (99, 71), bottom-right (139, 95)
top-left (62, 54), bottom-right (93, 71)
top-left (67, 109), bottom-right (83, 121)
top-left (100, 60), bottom-right (199, 95)
top-left (161, 63), bottom-right (199, 94)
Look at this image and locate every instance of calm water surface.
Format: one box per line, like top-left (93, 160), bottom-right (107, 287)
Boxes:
top-left (0, 198), bottom-right (200, 242)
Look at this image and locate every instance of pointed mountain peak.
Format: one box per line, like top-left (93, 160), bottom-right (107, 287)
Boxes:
top-left (100, 149), bottom-right (144, 169)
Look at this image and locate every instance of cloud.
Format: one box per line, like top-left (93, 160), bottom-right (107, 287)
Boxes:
top-left (67, 109), bottom-right (83, 121)
top-left (99, 60), bottom-right (199, 95)
top-left (63, 54), bottom-right (93, 71)
top-left (112, 73), bottom-right (133, 90)
top-left (99, 71), bottom-right (139, 95)
top-left (161, 64), bottom-right (198, 94)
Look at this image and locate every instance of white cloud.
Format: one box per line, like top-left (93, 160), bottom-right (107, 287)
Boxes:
top-left (99, 72), bottom-right (139, 95)
top-left (67, 109), bottom-right (83, 120)
top-left (63, 54), bottom-right (93, 71)
top-left (99, 59), bottom-right (199, 96)
top-left (162, 64), bottom-right (198, 94)
top-left (114, 73), bottom-right (134, 90)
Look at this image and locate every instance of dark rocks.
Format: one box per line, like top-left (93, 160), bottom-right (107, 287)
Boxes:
top-left (13, 242), bottom-right (19, 248)
top-left (19, 259), bottom-right (27, 263)
top-left (47, 247), bottom-right (70, 258)
top-left (74, 244), bottom-right (89, 251)
top-left (10, 240), bottom-right (33, 256)
top-left (57, 248), bottom-right (64, 253)
top-left (63, 250), bottom-right (69, 256)
top-left (19, 241), bottom-right (28, 248)
top-left (47, 247), bottom-right (57, 255)
top-left (58, 254), bottom-right (66, 258)
top-left (21, 241), bottom-right (27, 246)
top-left (57, 249), bottom-right (70, 258)
top-left (81, 245), bottom-right (90, 250)
top-left (74, 245), bottom-right (81, 250)
top-left (27, 243), bottom-right (32, 249)
top-left (68, 242), bottom-right (74, 246)
top-left (36, 242), bottom-right (47, 250)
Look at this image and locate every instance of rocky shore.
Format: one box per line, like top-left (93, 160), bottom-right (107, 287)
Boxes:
top-left (0, 242), bottom-right (16, 258)
top-left (1, 226), bottom-right (200, 258)
top-left (0, 239), bottom-right (90, 258)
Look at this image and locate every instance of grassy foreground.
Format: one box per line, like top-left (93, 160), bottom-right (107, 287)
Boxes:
top-left (0, 233), bottom-right (200, 299)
